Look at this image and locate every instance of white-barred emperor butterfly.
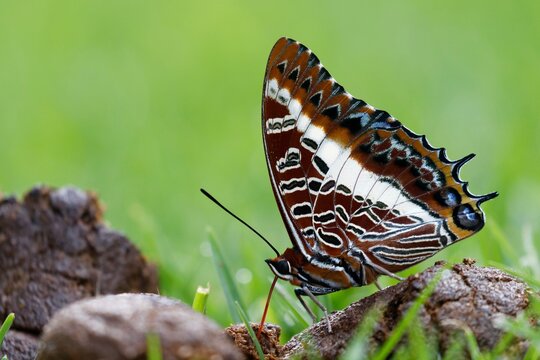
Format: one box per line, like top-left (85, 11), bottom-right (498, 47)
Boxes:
top-left (202, 37), bottom-right (497, 334)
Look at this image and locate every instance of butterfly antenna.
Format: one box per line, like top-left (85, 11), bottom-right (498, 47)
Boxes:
top-left (200, 188), bottom-right (280, 256)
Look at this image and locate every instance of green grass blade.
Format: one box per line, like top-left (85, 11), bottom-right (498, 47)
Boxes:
top-left (488, 331), bottom-right (515, 358)
top-left (340, 307), bottom-right (382, 360)
top-left (0, 313), bottom-right (15, 349)
top-left (404, 319), bottom-right (432, 360)
top-left (462, 326), bottom-right (483, 360)
top-left (524, 344), bottom-right (539, 360)
top-left (235, 301), bottom-right (265, 360)
top-left (372, 269), bottom-right (443, 360)
top-left (208, 228), bottom-right (243, 323)
top-left (442, 334), bottom-right (466, 360)
top-left (500, 317), bottom-right (540, 345)
top-left (146, 332), bottom-right (162, 360)
top-left (192, 284), bottom-right (210, 314)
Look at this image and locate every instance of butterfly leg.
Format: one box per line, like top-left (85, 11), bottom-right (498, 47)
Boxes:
top-left (294, 288), bottom-right (317, 322)
top-left (366, 261), bottom-right (405, 281)
top-left (374, 279), bottom-right (383, 291)
top-left (295, 287), bottom-right (332, 333)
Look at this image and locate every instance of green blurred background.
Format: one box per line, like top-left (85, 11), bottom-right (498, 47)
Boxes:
top-left (1, 0), bottom-right (539, 339)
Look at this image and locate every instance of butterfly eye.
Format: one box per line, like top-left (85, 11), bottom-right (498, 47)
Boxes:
top-left (266, 258), bottom-right (291, 278)
top-left (276, 259), bottom-right (291, 275)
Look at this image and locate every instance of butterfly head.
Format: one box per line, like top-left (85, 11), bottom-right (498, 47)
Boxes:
top-left (265, 248), bottom-right (304, 284)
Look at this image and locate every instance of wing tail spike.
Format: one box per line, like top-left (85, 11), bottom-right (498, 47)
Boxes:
top-left (437, 147), bottom-right (450, 162)
top-left (457, 152), bottom-right (476, 166)
top-left (462, 182), bottom-right (474, 198)
top-left (419, 134), bottom-right (431, 149)
top-left (437, 148), bottom-right (459, 165)
top-left (462, 182), bottom-right (499, 205)
top-left (477, 191), bottom-right (499, 206)
top-left (452, 153), bottom-right (476, 179)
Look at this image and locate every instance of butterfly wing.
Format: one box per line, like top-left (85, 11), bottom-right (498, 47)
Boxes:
top-left (262, 37), bottom-right (496, 278)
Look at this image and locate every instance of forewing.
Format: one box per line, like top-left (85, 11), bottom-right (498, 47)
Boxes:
top-left (262, 38), bottom-right (381, 259)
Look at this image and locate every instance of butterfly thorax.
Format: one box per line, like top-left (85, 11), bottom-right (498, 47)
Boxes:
top-left (265, 246), bottom-right (380, 292)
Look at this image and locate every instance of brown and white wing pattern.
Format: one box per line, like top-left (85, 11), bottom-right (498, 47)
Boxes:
top-left (262, 37), bottom-right (496, 285)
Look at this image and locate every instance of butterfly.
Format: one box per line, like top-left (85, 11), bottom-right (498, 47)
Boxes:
top-left (260, 37), bottom-right (497, 332)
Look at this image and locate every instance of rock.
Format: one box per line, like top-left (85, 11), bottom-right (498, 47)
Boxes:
top-left (225, 323), bottom-right (282, 359)
top-left (37, 293), bottom-right (243, 360)
top-left (0, 185), bottom-right (158, 359)
top-left (282, 260), bottom-right (530, 359)
top-left (1, 331), bottom-right (39, 360)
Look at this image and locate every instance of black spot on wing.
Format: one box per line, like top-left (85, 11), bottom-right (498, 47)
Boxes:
top-left (341, 115), bottom-right (367, 135)
top-left (320, 179), bottom-right (335, 192)
top-left (336, 184), bottom-right (351, 194)
top-left (308, 179), bottom-right (322, 192)
top-left (292, 203), bottom-right (312, 217)
top-left (288, 67), bottom-right (299, 82)
top-left (302, 227), bottom-right (315, 238)
top-left (301, 78), bottom-right (312, 91)
top-left (316, 228), bottom-right (342, 247)
top-left (280, 179), bottom-right (306, 192)
top-left (310, 92), bottom-right (322, 107)
top-left (335, 205), bottom-right (349, 222)
top-left (321, 105), bottom-right (340, 120)
top-left (373, 151), bottom-right (390, 164)
top-left (347, 224), bottom-right (365, 236)
top-left (314, 211), bottom-right (335, 223)
top-left (277, 61), bottom-right (286, 74)
top-left (301, 138), bottom-right (318, 151)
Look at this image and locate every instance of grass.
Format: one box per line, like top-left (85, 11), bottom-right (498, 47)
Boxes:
top-left (208, 228), bottom-right (245, 323)
top-left (146, 333), bottom-right (162, 360)
top-left (371, 269), bottom-right (444, 360)
top-left (235, 301), bottom-right (265, 360)
top-left (192, 284), bottom-right (210, 314)
top-left (340, 308), bottom-right (383, 360)
top-left (0, 313), bottom-right (14, 360)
